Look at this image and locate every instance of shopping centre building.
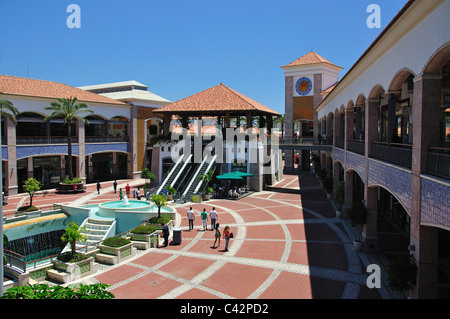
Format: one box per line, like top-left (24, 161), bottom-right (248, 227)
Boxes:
top-left (282, 0), bottom-right (449, 298)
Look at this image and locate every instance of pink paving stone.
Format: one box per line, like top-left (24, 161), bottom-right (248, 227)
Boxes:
top-left (110, 272), bottom-right (183, 299)
top-left (176, 288), bottom-right (222, 299)
top-left (158, 255), bottom-right (216, 281)
top-left (266, 205), bottom-right (304, 220)
top-left (201, 263), bottom-right (273, 299)
top-left (94, 264), bottom-right (145, 286)
top-left (258, 271), bottom-right (345, 299)
top-left (237, 208), bottom-right (276, 223)
top-left (235, 240), bottom-right (285, 261)
top-left (245, 225), bottom-right (285, 240)
top-left (133, 251), bottom-right (173, 268)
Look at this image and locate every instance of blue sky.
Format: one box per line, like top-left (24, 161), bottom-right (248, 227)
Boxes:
top-left (0, 0), bottom-right (407, 114)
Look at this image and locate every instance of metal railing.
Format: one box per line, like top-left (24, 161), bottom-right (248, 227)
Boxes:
top-left (426, 147), bottom-right (450, 180)
top-left (16, 136), bottom-right (78, 145)
top-left (371, 141), bottom-right (412, 168)
top-left (348, 139), bottom-right (365, 155)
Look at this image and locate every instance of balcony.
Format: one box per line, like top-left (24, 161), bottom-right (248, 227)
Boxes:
top-left (426, 147), bottom-right (450, 180)
top-left (16, 137), bottom-right (78, 145)
top-left (347, 139), bottom-right (365, 155)
top-left (335, 138), bottom-right (345, 149)
top-left (85, 136), bottom-right (129, 143)
top-left (370, 141), bottom-right (412, 169)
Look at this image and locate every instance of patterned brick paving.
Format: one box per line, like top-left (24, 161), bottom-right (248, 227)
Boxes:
top-left (4, 172), bottom-right (394, 300)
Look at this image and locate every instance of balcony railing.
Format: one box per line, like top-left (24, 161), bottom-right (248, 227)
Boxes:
top-left (335, 138), bottom-right (345, 149)
top-left (348, 139), bottom-right (365, 155)
top-left (371, 141), bottom-right (412, 168)
top-left (85, 136), bottom-right (129, 143)
top-left (426, 147), bottom-right (450, 180)
top-left (16, 137), bottom-right (78, 145)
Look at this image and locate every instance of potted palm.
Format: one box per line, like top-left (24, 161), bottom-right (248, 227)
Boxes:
top-left (333, 182), bottom-right (345, 219)
top-left (204, 186), bottom-right (213, 200)
top-left (346, 201), bottom-right (368, 252)
top-left (163, 185), bottom-right (176, 201)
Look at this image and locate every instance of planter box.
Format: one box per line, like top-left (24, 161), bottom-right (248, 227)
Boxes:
top-left (130, 232), bottom-right (159, 249)
top-left (57, 183), bottom-right (86, 194)
top-left (50, 257), bottom-right (97, 284)
top-left (96, 242), bottom-right (136, 265)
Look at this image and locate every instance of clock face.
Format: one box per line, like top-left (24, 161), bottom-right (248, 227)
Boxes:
top-left (296, 77), bottom-right (312, 96)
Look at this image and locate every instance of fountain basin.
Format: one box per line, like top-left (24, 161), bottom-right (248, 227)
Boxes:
top-left (97, 200), bottom-right (153, 218)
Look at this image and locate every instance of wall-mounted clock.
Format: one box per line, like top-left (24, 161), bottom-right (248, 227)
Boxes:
top-left (296, 77), bottom-right (312, 96)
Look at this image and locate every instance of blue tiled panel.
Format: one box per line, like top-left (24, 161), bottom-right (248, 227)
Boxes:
top-left (346, 151), bottom-right (366, 183)
top-left (334, 148), bottom-right (345, 166)
top-left (2, 146), bottom-right (7, 160)
top-left (85, 143), bottom-right (129, 155)
top-left (421, 178), bottom-right (450, 229)
top-left (368, 159), bottom-right (412, 214)
top-left (16, 145), bottom-right (79, 159)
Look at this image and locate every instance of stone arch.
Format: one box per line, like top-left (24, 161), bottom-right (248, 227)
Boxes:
top-left (368, 84), bottom-right (386, 100)
top-left (422, 42), bottom-right (450, 74)
top-left (368, 184), bottom-right (411, 217)
top-left (388, 68), bottom-right (416, 92)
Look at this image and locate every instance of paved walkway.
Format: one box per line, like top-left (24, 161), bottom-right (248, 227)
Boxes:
top-left (3, 172), bottom-right (398, 299)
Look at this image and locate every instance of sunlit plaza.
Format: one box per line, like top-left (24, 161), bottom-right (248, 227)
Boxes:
top-left (1, 0), bottom-right (450, 303)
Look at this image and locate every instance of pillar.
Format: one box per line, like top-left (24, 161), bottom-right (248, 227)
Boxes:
top-left (409, 74), bottom-right (442, 299)
top-left (285, 76), bottom-right (294, 173)
top-left (76, 119), bottom-right (86, 184)
top-left (364, 186), bottom-right (378, 254)
top-left (5, 117), bottom-right (18, 195)
top-left (343, 170), bottom-right (354, 213)
top-left (387, 93), bottom-right (397, 145)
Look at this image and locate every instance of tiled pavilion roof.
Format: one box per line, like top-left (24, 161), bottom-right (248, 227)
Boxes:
top-left (153, 83), bottom-right (280, 116)
top-left (0, 74), bottom-right (127, 106)
top-left (282, 51), bottom-right (343, 69)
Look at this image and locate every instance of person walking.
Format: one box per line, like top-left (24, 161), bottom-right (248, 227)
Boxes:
top-left (210, 207), bottom-right (218, 230)
top-left (187, 207), bottom-right (195, 231)
top-left (96, 181), bottom-right (101, 194)
top-left (125, 183), bottom-right (131, 197)
top-left (113, 180), bottom-right (118, 193)
top-left (201, 208), bottom-right (208, 231)
top-left (213, 223), bottom-right (221, 248)
top-left (119, 188), bottom-right (123, 200)
top-left (223, 225), bottom-right (231, 252)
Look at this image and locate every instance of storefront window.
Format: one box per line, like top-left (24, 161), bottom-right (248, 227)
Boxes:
top-left (33, 156), bottom-right (61, 186)
top-left (109, 117), bottom-right (128, 139)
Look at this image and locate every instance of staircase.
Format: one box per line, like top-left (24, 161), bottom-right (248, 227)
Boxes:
top-left (181, 155), bottom-right (217, 202)
top-left (62, 218), bottom-right (116, 254)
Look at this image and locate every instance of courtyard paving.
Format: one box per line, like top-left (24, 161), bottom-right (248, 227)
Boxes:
top-left (3, 172), bottom-right (398, 299)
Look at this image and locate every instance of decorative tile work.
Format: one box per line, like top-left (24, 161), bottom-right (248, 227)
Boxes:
top-left (420, 178), bottom-right (450, 229)
top-left (333, 148), bottom-right (345, 166)
top-left (16, 145), bottom-right (79, 159)
top-left (2, 146), bottom-right (7, 160)
top-left (85, 143), bottom-right (129, 155)
top-left (346, 152), bottom-right (366, 184)
top-left (368, 159), bottom-right (412, 214)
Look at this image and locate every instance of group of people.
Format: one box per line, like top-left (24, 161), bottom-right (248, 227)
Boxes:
top-left (213, 185), bottom-right (243, 199)
top-left (186, 207), bottom-right (232, 251)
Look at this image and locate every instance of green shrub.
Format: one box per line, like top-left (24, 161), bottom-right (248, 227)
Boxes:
top-left (148, 215), bottom-right (171, 225)
top-left (61, 177), bottom-right (83, 184)
top-left (102, 237), bottom-right (131, 248)
top-left (56, 252), bottom-right (90, 263)
top-left (131, 225), bottom-right (158, 235)
top-left (1, 283), bottom-right (114, 299)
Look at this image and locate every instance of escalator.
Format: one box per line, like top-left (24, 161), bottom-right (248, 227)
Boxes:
top-left (180, 155), bottom-right (217, 202)
top-left (155, 154), bottom-right (192, 195)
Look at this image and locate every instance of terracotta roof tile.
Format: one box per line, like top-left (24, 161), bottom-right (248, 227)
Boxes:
top-left (154, 83), bottom-right (280, 115)
top-left (283, 51), bottom-right (341, 69)
top-left (0, 74), bottom-right (127, 106)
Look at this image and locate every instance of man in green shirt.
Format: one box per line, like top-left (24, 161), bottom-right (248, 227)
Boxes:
top-left (201, 208), bottom-right (208, 231)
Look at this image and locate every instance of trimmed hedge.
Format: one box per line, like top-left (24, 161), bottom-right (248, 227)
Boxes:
top-left (131, 225), bottom-right (158, 235)
top-left (102, 237), bottom-right (131, 248)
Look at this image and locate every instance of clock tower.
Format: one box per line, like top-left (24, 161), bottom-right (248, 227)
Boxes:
top-left (281, 51), bottom-right (343, 172)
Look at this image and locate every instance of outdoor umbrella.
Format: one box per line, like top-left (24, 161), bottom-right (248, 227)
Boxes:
top-left (216, 172), bottom-right (243, 180)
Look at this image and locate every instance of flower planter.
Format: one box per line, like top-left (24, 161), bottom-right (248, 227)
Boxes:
top-left (353, 240), bottom-right (364, 252)
top-left (96, 242), bottom-right (136, 265)
top-left (57, 182), bottom-right (85, 194)
top-left (130, 232), bottom-right (159, 249)
top-left (50, 256), bottom-right (97, 284)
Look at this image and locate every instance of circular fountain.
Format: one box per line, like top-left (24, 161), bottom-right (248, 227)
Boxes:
top-left (97, 196), bottom-right (153, 218)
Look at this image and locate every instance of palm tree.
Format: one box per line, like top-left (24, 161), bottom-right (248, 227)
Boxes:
top-left (0, 94), bottom-right (19, 124)
top-left (44, 97), bottom-right (93, 180)
top-left (274, 114), bottom-right (285, 138)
